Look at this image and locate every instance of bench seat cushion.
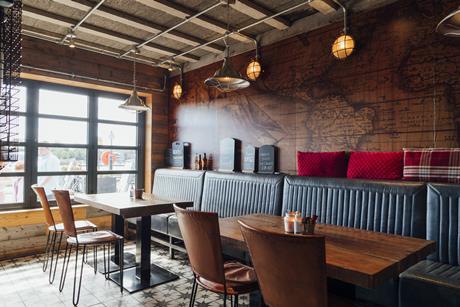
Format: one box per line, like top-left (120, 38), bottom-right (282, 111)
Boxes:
top-left (399, 260), bottom-right (460, 307)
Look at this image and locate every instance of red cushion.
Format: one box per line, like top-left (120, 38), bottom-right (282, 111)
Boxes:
top-left (347, 152), bottom-right (403, 180)
top-left (403, 148), bottom-right (460, 183)
top-left (297, 151), bottom-right (346, 177)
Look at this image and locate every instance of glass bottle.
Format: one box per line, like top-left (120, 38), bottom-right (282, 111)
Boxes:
top-left (203, 153), bottom-right (208, 170)
top-left (198, 154), bottom-right (203, 170)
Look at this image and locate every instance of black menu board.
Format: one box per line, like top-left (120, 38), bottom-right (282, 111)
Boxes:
top-left (258, 145), bottom-right (278, 174)
top-left (243, 145), bottom-right (258, 173)
top-left (219, 138), bottom-right (240, 172)
top-left (171, 141), bottom-right (191, 169)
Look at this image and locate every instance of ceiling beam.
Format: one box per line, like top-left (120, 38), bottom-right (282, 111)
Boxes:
top-left (136, 0), bottom-right (252, 42)
top-left (231, 0), bottom-right (290, 30)
top-left (22, 5), bottom-right (200, 62)
top-left (53, 0), bottom-right (224, 54)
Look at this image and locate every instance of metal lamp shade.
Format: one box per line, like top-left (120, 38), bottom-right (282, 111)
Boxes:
top-left (119, 89), bottom-right (150, 112)
top-left (205, 58), bottom-right (250, 92)
top-left (437, 8), bottom-right (460, 37)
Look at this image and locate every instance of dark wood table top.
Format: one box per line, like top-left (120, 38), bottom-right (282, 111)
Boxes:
top-left (75, 192), bottom-right (193, 218)
top-left (219, 214), bottom-right (436, 289)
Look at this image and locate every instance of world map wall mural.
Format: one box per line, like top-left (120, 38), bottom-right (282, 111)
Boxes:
top-left (169, 0), bottom-right (460, 174)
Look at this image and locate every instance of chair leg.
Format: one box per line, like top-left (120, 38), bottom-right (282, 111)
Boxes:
top-left (107, 242), bottom-right (110, 280)
top-left (103, 244), bottom-right (108, 279)
top-left (169, 236), bottom-right (174, 259)
top-left (43, 231), bottom-right (52, 272)
top-left (119, 239), bottom-right (124, 293)
top-left (189, 278), bottom-right (198, 307)
top-left (59, 243), bottom-right (72, 292)
top-left (49, 232), bottom-right (63, 284)
top-left (93, 245), bottom-right (98, 274)
top-left (72, 245), bottom-right (86, 307)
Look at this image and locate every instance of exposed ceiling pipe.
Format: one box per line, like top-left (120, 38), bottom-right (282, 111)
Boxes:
top-left (22, 29), bottom-right (160, 66)
top-left (60, 0), bottom-right (107, 44)
top-left (332, 0), bottom-right (347, 32)
top-left (21, 64), bottom-right (167, 93)
top-left (159, 0), bottom-right (312, 66)
top-left (120, 0), bottom-right (226, 58)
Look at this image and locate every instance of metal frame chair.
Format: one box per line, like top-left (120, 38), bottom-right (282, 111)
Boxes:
top-left (53, 190), bottom-right (124, 306)
top-left (32, 185), bottom-right (97, 284)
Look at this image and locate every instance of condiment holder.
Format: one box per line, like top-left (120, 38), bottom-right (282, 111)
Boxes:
top-left (284, 211), bottom-right (318, 235)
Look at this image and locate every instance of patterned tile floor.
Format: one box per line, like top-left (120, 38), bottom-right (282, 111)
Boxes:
top-left (0, 243), bottom-right (249, 307)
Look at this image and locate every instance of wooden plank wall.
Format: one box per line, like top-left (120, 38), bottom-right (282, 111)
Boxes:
top-left (0, 206), bottom-right (111, 260)
top-left (169, 0), bottom-right (460, 174)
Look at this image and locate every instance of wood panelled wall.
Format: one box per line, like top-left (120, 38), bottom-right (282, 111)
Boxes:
top-left (170, 0), bottom-right (460, 174)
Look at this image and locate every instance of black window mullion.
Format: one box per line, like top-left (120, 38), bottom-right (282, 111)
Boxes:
top-left (87, 91), bottom-right (98, 194)
top-left (137, 112), bottom-right (145, 190)
top-left (24, 83), bottom-right (38, 209)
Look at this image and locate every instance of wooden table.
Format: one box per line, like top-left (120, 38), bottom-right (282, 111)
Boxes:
top-left (75, 192), bottom-right (192, 293)
top-left (219, 214), bottom-right (436, 289)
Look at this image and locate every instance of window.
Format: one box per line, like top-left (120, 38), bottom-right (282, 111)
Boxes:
top-left (0, 81), bottom-right (145, 209)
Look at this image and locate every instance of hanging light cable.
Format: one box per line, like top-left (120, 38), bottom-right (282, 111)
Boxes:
top-left (119, 48), bottom-right (150, 112)
top-left (204, 1), bottom-right (249, 92)
top-left (331, 0), bottom-right (355, 60)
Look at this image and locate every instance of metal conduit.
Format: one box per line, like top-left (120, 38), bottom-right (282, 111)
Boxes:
top-left (60, 0), bottom-right (107, 44)
top-left (22, 65), bottom-right (167, 93)
top-left (160, 0), bottom-right (313, 65)
top-left (120, 0), bottom-right (226, 58)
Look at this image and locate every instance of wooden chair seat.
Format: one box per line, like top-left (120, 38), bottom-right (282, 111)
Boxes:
top-left (66, 230), bottom-right (123, 245)
top-left (196, 261), bottom-right (258, 296)
top-left (49, 220), bottom-right (97, 232)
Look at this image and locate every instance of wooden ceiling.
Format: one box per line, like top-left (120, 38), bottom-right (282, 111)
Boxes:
top-left (21, 0), bottom-right (396, 71)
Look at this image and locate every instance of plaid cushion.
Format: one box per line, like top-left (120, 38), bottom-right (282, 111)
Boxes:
top-left (403, 148), bottom-right (460, 183)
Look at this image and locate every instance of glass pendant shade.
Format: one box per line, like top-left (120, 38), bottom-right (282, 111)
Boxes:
top-left (119, 89), bottom-right (150, 112)
top-left (246, 58), bottom-right (262, 81)
top-left (205, 57), bottom-right (250, 92)
top-left (332, 34), bottom-right (355, 59)
top-left (172, 83), bottom-right (183, 99)
top-left (437, 8), bottom-right (460, 36)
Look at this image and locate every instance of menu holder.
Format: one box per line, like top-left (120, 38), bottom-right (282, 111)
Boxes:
top-left (219, 138), bottom-right (241, 172)
top-left (171, 141), bottom-right (191, 169)
top-left (243, 145), bottom-right (258, 173)
top-left (258, 145), bottom-right (278, 174)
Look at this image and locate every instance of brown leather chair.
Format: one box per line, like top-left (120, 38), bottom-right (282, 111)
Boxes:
top-left (53, 190), bottom-right (124, 306)
top-left (174, 205), bottom-right (258, 307)
top-left (32, 185), bottom-right (97, 284)
top-left (239, 221), bottom-right (328, 307)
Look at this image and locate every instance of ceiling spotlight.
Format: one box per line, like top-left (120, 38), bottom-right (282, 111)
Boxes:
top-left (66, 30), bottom-right (77, 49)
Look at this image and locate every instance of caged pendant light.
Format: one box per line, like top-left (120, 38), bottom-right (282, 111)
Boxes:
top-left (119, 49), bottom-right (150, 112)
top-left (331, 0), bottom-right (355, 60)
top-left (246, 41), bottom-right (262, 81)
top-left (436, 6), bottom-right (460, 37)
top-left (204, 2), bottom-right (249, 92)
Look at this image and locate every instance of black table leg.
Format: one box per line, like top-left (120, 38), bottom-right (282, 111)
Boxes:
top-left (113, 214), bottom-right (124, 265)
top-left (109, 215), bottom-right (178, 293)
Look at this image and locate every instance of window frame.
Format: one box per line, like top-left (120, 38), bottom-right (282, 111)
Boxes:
top-left (0, 80), bottom-right (145, 210)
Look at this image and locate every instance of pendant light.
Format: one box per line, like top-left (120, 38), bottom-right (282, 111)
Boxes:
top-left (119, 49), bottom-right (150, 112)
top-left (246, 41), bottom-right (262, 81)
top-left (172, 65), bottom-right (184, 100)
top-left (436, 6), bottom-right (460, 36)
top-left (204, 3), bottom-right (249, 92)
top-left (331, 1), bottom-right (355, 60)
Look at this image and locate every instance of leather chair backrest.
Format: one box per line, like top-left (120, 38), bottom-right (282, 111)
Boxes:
top-left (201, 171), bottom-right (284, 218)
top-left (174, 205), bottom-right (225, 284)
top-left (32, 185), bottom-right (55, 229)
top-left (282, 176), bottom-right (427, 238)
top-left (240, 221), bottom-right (327, 307)
top-left (427, 183), bottom-right (460, 265)
top-left (53, 190), bottom-right (77, 238)
top-left (152, 168), bottom-right (205, 210)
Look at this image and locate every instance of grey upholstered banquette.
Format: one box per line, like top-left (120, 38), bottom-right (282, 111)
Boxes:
top-left (282, 175), bottom-right (427, 238)
top-left (167, 171), bottom-right (284, 238)
top-left (399, 183), bottom-right (460, 307)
